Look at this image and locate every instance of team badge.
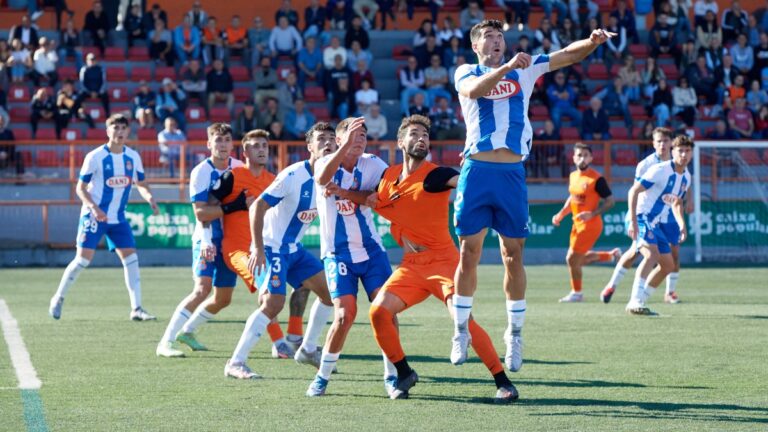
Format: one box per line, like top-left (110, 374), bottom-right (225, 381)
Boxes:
top-left (271, 275), bottom-right (281, 288)
top-left (125, 160), bottom-right (133, 171)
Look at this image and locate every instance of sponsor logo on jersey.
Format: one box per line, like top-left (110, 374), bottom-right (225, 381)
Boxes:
top-left (297, 209), bottom-right (318, 224)
top-left (106, 176), bottom-right (131, 188)
top-left (661, 194), bottom-right (678, 205)
top-left (483, 79), bottom-right (521, 100)
top-left (336, 199), bottom-right (357, 216)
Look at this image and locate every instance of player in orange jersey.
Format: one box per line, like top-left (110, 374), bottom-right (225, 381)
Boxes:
top-left (552, 142), bottom-right (619, 302)
top-left (328, 115), bottom-right (519, 403)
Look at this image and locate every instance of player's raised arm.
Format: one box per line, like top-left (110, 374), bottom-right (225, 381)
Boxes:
top-left (315, 117), bottom-right (367, 186)
top-left (457, 52), bottom-right (532, 99)
top-left (549, 29), bottom-right (617, 72)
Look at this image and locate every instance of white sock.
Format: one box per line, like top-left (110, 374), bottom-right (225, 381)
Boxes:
top-left (120, 254), bottom-right (141, 310)
top-left (161, 303), bottom-right (193, 343)
top-left (643, 285), bottom-right (657, 303)
top-left (231, 310), bottom-right (271, 364)
top-left (507, 299), bottom-right (526, 335)
top-left (383, 351), bottom-right (397, 378)
top-left (318, 350), bottom-right (340, 380)
top-left (181, 307), bottom-right (215, 333)
top-left (666, 272), bottom-right (679, 294)
top-left (608, 266), bottom-right (628, 288)
top-left (302, 300), bottom-right (333, 353)
top-left (453, 295), bottom-right (473, 332)
top-left (54, 256), bottom-right (90, 299)
top-left (629, 276), bottom-right (647, 305)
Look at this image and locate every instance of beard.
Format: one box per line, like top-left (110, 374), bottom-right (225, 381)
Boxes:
top-left (577, 162), bottom-right (589, 171)
top-left (407, 146), bottom-right (428, 160)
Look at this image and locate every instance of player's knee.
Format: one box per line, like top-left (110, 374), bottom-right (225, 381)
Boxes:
top-left (73, 256), bottom-right (91, 268)
top-left (335, 307), bottom-right (357, 330)
top-left (262, 295), bottom-right (285, 318)
top-left (368, 304), bottom-right (390, 327)
top-left (566, 252), bottom-right (578, 266)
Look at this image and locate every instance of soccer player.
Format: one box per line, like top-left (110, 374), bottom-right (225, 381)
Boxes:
top-left (156, 123), bottom-right (244, 358)
top-left (355, 115), bottom-right (518, 402)
top-left (552, 143), bottom-right (619, 303)
top-left (49, 113), bottom-right (158, 321)
top-left (625, 136), bottom-right (693, 315)
top-left (223, 122), bottom-right (337, 379)
top-left (305, 117), bottom-right (394, 397)
top-left (450, 19), bottom-right (616, 369)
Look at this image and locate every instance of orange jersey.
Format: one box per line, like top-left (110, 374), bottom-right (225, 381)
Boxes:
top-left (568, 167), bottom-right (610, 231)
top-left (375, 162), bottom-right (456, 252)
top-left (219, 166), bottom-right (275, 254)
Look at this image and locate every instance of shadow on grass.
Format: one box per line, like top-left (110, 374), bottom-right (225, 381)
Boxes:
top-left (340, 354), bottom-right (592, 367)
top-left (207, 320), bottom-right (419, 327)
top-left (737, 315), bottom-right (768, 320)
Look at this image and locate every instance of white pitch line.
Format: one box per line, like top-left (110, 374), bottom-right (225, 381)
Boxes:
top-left (0, 299), bottom-right (42, 390)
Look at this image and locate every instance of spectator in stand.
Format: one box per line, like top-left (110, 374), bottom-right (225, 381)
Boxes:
top-left (530, 119), bottom-right (564, 178)
top-left (430, 97), bottom-right (465, 139)
top-left (277, 71), bottom-right (303, 114)
top-left (248, 16), bottom-right (271, 69)
top-left (258, 97), bottom-right (284, 129)
top-left (9, 15), bottom-right (40, 50)
top-left (415, 34), bottom-right (443, 70)
top-left (707, 118), bottom-right (739, 139)
top-left (181, 58), bottom-right (207, 109)
top-left (557, 17), bottom-right (578, 48)
top-left (605, 15), bottom-right (627, 70)
top-left (57, 79), bottom-right (95, 130)
top-left (347, 40), bottom-right (372, 72)
top-left (59, 18), bottom-right (84, 69)
top-left (148, 18), bottom-right (174, 66)
top-left (0, 106), bottom-right (7, 126)
top-left (269, 16), bottom-right (302, 63)
top-left (693, 0), bottom-right (718, 28)
top-left (355, 78), bottom-right (378, 116)
top-left (730, 33), bottom-right (754, 78)
top-left (443, 36), bottom-right (464, 68)
top-left (459, 0), bottom-right (485, 40)
top-left (448, 54), bottom-right (466, 89)
top-left (408, 91), bottom-right (430, 117)
top-left (405, 0), bottom-right (440, 23)
top-left (269, 120), bottom-right (287, 141)
top-left (438, 16), bottom-right (462, 46)
top-left (582, 17), bottom-right (604, 62)
top-left (687, 55), bottom-right (717, 104)
top-left (323, 35), bottom-right (347, 69)
top-left (206, 59), bottom-right (235, 117)
top-left (414, 19), bottom-right (439, 48)
top-left (748, 13), bottom-right (761, 47)
top-left (649, 13), bottom-right (679, 59)
top-left (534, 18), bottom-right (560, 50)
top-left (618, 55), bottom-right (642, 102)
top-left (547, 70), bottom-right (582, 131)
top-left (201, 17), bottom-right (224, 66)
top-left (84, 1), bottom-right (110, 56)
top-left (726, 73), bottom-right (747, 109)
top-left (0, 115), bottom-right (24, 179)
top-left (399, 55), bottom-right (427, 115)
top-left (533, 37), bottom-right (555, 56)
top-left (330, 76), bottom-right (354, 119)
top-left (32, 37), bottom-right (58, 87)
top-left (679, 37), bottom-right (699, 75)
top-left (611, 0), bottom-right (638, 43)
top-left (747, 79), bottom-right (768, 112)
top-left (233, 99), bottom-right (259, 140)
top-left (570, 0), bottom-right (599, 27)
top-left (498, 0), bottom-right (531, 31)
top-left (515, 34), bottom-right (533, 54)
top-left (651, 78), bottom-right (673, 126)
top-left (424, 53), bottom-right (452, 106)
top-left (326, 54), bottom-right (352, 113)
top-left (186, 0), bottom-right (209, 29)
top-left (31, 88), bottom-right (58, 138)
top-left (377, 0), bottom-right (398, 30)
top-left (327, 0), bottom-right (348, 31)
top-left (8, 38), bottom-right (32, 83)
top-left (285, 98), bottom-right (316, 139)
top-left (224, 15), bottom-right (248, 62)
top-left (364, 102), bottom-right (388, 140)
top-left (133, 80), bottom-right (157, 130)
top-left (142, 4), bottom-right (168, 34)
top-left (353, 0), bottom-right (379, 27)
top-left (254, 56), bottom-right (279, 105)
top-left (78, 52), bottom-right (110, 116)
top-left (352, 58), bottom-right (374, 92)
top-left (672, 76), bottom-right (698, 126)
top-left (721, 0), bottom-right (748, 44)
top-left (124, 3), bottom-right (146, 48)
top-left (596, 76), bottom-right (633, 132)
top-left (345, 16), bottom-right (370, 50)
top-left (540, 0), bottom-right (568, 26)
top-left (658, 1), bottom-right (685, 34)
top-left (581, 97), bottom-right (611, 140)
top-left (157, 116), bottom-right (186, 178)
top-left (276, 0), bottom-right (300, 28)
top-left (754, 105), bottom-right (768, 138)
top-left (174, 15), bottom-right (202, 65)
top-left (297, 36), bottom-right (324, 90)
top-left (155, 77), bottom-right (187, 131)
top-left (305, 0), bottom-right (327, 40)
top-left (718, 55), bottom-right (739, 105)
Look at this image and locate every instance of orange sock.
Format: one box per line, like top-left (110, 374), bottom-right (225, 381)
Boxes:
top-left (468, 320), bottom-right (504, 375)
top-left (287, 316), bottom-right (303, 337)
top-left (369, 305), bottom-right (405, 363)
top-left (570, 278), bottom-right (583, 293)
top-left (596, 251), bottom-right (614, 262)
top-left (267, 321), bottom-right (284, 342)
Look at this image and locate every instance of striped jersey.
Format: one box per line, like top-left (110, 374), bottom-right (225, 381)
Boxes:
top-left (315, 153), bottom-right (388, 262)
top-left (454, 54), bottom-right (550, 158)
top-left (78, 144), bottom-right (145, 224)
top-left (189, 156), bottom-right (244, 241)
top-left (636, 161), bottom-right (691, 227)
top-left (261, 160), bottom-right (319, 254)
top-left (634, 153), bottom-right (665, 181)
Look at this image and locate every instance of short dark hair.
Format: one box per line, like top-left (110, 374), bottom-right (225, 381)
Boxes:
top-left (305, 121), bottom-right (335, 144)
top-left (397, 115), bottom-right (431, 142)
top-left (243, 129), bottom-right (270, 145)
top-left (672, 135), bottom-right (694, 148)
top-left (105, 113), bottom-right (129, 127)
top-left (470, 20), bottom-right (504, 43)
top-left (574, 142), bottom-right (592, 154)
top-left (207, 122), bottom-right (232, 139)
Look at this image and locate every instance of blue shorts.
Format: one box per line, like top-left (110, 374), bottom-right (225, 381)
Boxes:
top-left (192, 239), bottom-right (237, 288)
top-left (659, 219), bottom-right (681, 247)
top-left (255, 247), bottom-right (325, 295)
top-left (77, 214), bottom-right (135, 251)
top-left (323, 250), bottom-right (392, 301)
top-left (637, 217), bottom-right (671, 254)
top-left (454, 158), bottom-right (529, 238)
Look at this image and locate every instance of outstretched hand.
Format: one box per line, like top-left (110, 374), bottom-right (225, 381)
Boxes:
top-left (590, 29), bottom-right (618, 45)
top-left (504, 52), bottom-right (532, 71)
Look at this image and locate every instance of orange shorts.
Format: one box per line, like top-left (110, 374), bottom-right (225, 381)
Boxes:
top-left (569, 222), bottom-right (603, 255)
top-left (381, 248), bottom-right (459, 309)
top-left (225, 248), bottom-right (257, 293)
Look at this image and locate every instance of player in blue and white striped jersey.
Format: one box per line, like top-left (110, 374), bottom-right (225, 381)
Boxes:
top-left (450, 18), bottom-right (617, 373)
top-left (223, 122), bottom-right (336, 379)
top-left (625, 136), bottom-right (694, 316)
top-left (50, 114), bottom-right (159, 322)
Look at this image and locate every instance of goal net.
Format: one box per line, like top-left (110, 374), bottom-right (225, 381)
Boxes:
top-left (693, 141), bottom-right (768, 263)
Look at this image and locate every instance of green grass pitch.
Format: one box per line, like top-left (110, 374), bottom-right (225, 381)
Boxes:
top-left (1, 265), bottom-right (767, 431)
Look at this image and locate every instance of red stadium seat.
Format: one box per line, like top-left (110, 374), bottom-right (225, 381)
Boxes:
top-left (82, 47), bottom-right (101, 59)
top-left (209, 107), bottom-right (231, 122)
top-left (131, 66), bottom-right (152, 81)
top-left (628, 104), bottom-right (648, 118)
top-left (587, 63), bottom-right (609, 80)
top-left (186, 107), bottom-right (206, 123)
top-left (12, 128), bottom-right (32, 140)
top-left (276, 65), bottom-right (296, 80)
top-left (187, 129), bottom-right (208, 140)
top-left (304, 86), bottom-right (325, 102)
top-left (36, 150), bottom-right (61, 167)
top-left (560, 127), bottom-right (579, 140)
top-left (110, 87), bottom-right (130, 102)
top-left (141, 149), bottom-right (162, 168)
top-left (9, 85), bottom-right (30, 102)
top-left (308, 106), bottom-right (331, 121)
top-left (107, 67), bottom-right (128, 81)
top-left (104, 47), bottom-right (125, 61)
top-left (84, 106), bottom-right (106, 122)
top-left (62, 128), bottom-right (81, 141)
top-left (137, 128), bottom-right (158, 140)
top-left (155, 66), bottom-right (176, 81)
top-left (614, 148), bottom-right (638, 165)
top-left (233, 87), bottom-right (252, 102)
top-left (230, 65), bottom-right (249, 82)
top-left (34, 128), bottom-right (57, 140)
top-left (58, 66), bottom-right (78, 81)
top-left (660, 63), bottom-right (679, 80)
top-left (628, 44), bottom-right (649, 57)
top-left (85, 128), bottom-right (108, 140)
top-left (740, 148), bottom-right (762, 165)
top-left (128, 47), bottom-right (150, 61)
top-left (392, 45), bottom-right (412, 60)
top-left (10, 106), bottom-right (31, 122)
top-left (592, 147), bottom-right (605, 165)
top-left (20, 150), bottom-right (33, 166)
top-left (529, 105), bottom-right (548, 120)
top-left (609, 126), bottom-right (630, 140)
